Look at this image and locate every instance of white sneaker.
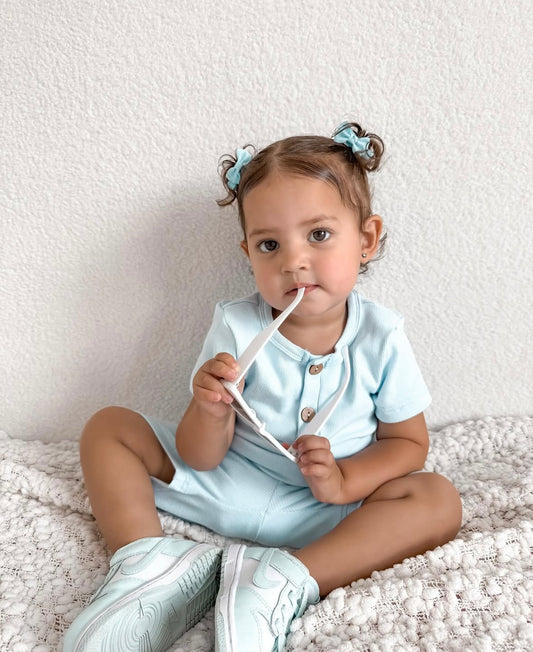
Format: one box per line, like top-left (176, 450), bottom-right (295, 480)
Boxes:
top-left (63, 536), bottom-right (222, 651)
top-left (215, 544), bottom-right (320, 652)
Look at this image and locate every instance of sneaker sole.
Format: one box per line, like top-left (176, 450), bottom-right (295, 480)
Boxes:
top-left (216, 544), bottom-right (246, 652)
top-left (71, 545), bottom-right (221, 652)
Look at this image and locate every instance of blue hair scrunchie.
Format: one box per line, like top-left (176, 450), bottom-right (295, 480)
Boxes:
top-left (226, 148), bottom-right (252, 190)
top-left (333, 126), bottom-right (373, 159)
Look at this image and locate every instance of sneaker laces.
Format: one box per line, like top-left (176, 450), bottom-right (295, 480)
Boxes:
top-left (272, 583), bottom-right (311, 648)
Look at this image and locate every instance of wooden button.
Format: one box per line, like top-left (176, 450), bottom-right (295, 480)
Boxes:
top-left (309, 363), bottom-right (324, 375)
top-left (301, 407), bottom-right (316, 422)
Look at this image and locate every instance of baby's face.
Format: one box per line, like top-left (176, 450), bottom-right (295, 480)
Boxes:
top-left (240, 172), bottom-right (377, 328)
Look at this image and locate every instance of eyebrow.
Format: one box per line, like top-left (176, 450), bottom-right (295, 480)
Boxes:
top-left (247, 215), bottom-right (340, 239)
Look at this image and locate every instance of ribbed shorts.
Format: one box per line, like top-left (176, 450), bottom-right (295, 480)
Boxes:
top-left (141, 414), bottom-right (362, 549)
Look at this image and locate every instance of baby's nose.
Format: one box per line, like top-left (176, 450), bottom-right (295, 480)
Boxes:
top-left (281, 246), bottom-right (308, 272)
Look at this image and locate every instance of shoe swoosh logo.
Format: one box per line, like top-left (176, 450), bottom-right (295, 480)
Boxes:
top-left (252, 549), bottom-right (279, 590)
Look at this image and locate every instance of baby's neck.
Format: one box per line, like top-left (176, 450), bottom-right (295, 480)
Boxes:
top-left (277, 303), bottom-right (348, 356)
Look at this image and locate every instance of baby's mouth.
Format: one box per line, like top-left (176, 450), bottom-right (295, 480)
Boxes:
top-left (287, 284), bottom-right (317, 295)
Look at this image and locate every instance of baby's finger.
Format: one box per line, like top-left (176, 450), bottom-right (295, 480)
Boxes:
top-left (297, 446), bottom-right (334, 468)
top-left (214, 352), bottom-right (239, 367)
top-left (293, 434), bottom-right (331, 454)
top-left (299, 461), bottom-right (332, 479)
top-left (194, 385), bottom-right (224, 404)
top-left (204, 355), bottom-right (240, 382)
top-left (194, 370), bottom-right (232, 403)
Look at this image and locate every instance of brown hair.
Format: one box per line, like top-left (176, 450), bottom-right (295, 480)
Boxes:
top-left (218, 122), bottom-right (386, 272)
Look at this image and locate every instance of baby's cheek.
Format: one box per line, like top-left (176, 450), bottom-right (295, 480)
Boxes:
top-left (323, 259), bottom-right (357, 284)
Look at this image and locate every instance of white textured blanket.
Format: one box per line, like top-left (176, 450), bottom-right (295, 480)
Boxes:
top-left (1, 416), bottom-right (532, 651)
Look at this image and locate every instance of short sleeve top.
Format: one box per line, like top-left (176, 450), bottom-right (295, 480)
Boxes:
top-left (190, 290), bottom-right (431, 486)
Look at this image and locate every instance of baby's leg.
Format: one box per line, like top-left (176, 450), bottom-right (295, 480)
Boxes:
top-left (65, 407), bottom-right (222, 651)
top-left (80, 406), bottom-right (175, 552)
top-left (293, 472), bottom-right (462, 596)
top-left (212, 474), bottom-right (460, 651)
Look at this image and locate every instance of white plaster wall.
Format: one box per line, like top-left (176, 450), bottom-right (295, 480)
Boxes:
top-left (1, 0), bottom-right (531, 442)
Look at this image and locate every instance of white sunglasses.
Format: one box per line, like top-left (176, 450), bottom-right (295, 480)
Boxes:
top-left (222, 287), bottom-right (351, 462)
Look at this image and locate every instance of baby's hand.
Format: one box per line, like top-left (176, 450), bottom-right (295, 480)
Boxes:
top-left (192, 353), bottom-right (241, 418)
top-left (292, 435), bottom-right (344, 504)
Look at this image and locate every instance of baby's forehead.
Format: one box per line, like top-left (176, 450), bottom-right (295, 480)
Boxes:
top-left (242, 176), bottom-right (358, 232)
top-left (243, 172), bottom-right (344, 206)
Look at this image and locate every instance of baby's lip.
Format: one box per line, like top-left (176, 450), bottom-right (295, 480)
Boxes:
top-left (287, 284), bottom-right (318, 295)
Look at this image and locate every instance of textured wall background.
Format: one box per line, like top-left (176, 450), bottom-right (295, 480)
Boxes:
top-left (1, 0), bottom-right (531, 441)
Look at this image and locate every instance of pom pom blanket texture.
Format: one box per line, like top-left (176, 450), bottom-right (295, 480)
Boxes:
top-left (0, 416), bottom-right (532, 651)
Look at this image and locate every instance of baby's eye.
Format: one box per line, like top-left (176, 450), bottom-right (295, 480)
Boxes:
top-left (309, 229), bottom-right (331, 243)
top-left (258, 240), bottom-right (279, 252)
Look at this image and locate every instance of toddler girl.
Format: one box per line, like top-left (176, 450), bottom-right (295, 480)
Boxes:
top-left (63, 122), bottom-right (462, 652)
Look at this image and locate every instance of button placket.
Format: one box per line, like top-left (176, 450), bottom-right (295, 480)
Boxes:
top-left (299, 357), bottom-right (327, 425)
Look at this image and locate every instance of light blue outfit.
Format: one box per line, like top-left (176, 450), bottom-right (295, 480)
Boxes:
top-left (147, 290), bottom-right (431, 548)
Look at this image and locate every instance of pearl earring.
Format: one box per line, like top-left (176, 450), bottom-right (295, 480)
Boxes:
top-left (361, 253), bottom-right (368, 259)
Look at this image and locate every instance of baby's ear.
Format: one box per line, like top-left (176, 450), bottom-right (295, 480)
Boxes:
top-left (361, 214), bottom-right (383, 257)
top-left (240, 240), bottom-right (250, 258)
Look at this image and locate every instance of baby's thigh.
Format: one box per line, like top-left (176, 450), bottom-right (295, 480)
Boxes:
top-left (364, 471), bottom-right (462, 538)
top-left (364, 471), bottom-right (458, 506)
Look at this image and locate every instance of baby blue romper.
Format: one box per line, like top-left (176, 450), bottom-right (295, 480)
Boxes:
top-left (145, 290), bottom-right (431, 548)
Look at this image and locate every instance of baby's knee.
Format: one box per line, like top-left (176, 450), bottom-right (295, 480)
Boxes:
top-left (80, 406), bottom-right (134, 451)
top-left (80, 407), bottom-right (172, 480)
top-left (419, 472), bottom-right (462, 541)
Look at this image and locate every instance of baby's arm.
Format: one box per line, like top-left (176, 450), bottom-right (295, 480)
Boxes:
top-left (293, 412), bottom-right (429, 504)
top-left (176, 352), bottom-right (241, 470)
